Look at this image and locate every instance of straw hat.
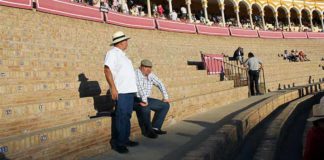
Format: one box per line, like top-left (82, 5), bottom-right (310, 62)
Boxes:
top-left (110, 31), bottom-right (130, 46)
top-left (307, 103), bottom-right (324, 122)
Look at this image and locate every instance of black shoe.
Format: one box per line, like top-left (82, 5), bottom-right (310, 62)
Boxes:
top-left (144, 131), bottom-right (158, 139)
top-left (126, 140), bottom-right (139, 147)
top-left (153, 129), bottom-right (167, 135)
top-left (112, 146), bottom-right (129, 154)
top-left (256, 93), bottom-right (264, 95)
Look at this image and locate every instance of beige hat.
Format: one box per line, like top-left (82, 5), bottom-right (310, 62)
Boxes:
top-left (141, 59), bottom-right (153, 67)
top-left (110, 31), bottom-right (130, 46)
top-left (307, 104), bottom-right (324, 122)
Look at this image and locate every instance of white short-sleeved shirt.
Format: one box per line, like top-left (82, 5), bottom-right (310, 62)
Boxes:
top-left (245, 57), bottom-right (262, 71)
top-left (104, 47), bottom-right (137, 94)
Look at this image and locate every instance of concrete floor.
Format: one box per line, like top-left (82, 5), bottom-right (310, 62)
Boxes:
top-left (86, 92), bottom-right (277, 160)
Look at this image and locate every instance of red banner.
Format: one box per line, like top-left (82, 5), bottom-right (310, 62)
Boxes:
top-left (201, 54), bottom-right (224, 75)
top-left (156, 19), bottom-right (196, 34)
top-left (229, 28), bottom-right (258, 38)
top-left (106, 11), bottom-right (155, 30)
top-left (258, 30), bottom-right (283, 39)
top-left (306, 32), bottom-right (324, 39)
top-left (196, 24), bottom-right (230, 36)
top-left (282, 32), bottom-right (308, 39)
top-left (36, 0), bottom-right (103, 22)
top-left (0, 0), bottom-right (32, 9)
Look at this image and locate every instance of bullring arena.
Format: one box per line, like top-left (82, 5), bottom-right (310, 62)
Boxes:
top-left (0, 0), bottom-right (324, 159)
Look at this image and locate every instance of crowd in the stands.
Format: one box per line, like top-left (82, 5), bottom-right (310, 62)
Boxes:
top-left (279, 49), bottom-right (310, 62)
top-left (71, 0), bottom-right (323, 32)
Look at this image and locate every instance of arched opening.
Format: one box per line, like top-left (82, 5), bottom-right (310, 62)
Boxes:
top-left (224, 0), bottom-right (237, 26)
top-left (301, 9), bottom-right (311, 29)
top-left (251, 4), bottom-right (262, 29)
top-left (277, 7), bottom-right (288, 29)
top-left (189, 0), bottom-right (205, 23)
top-left (207, 0), bottom-right (222, 24)
top-left (264, 5), bottom-right (275, 29)
top-left (238, 1), bottom-right (250, 28)
top-left (290, 8), bottom-right (299, 28)
top-left (312, 10), bottom-right (322, 30)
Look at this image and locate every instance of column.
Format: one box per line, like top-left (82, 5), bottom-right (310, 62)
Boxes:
top-left (249, 9), bottom-right (254, 29)
top-left (274, 12), bottom-right (279, 29)
top-left (309, 15), bottom-right (314, 31)
top-left (186, 0), bottom-right (193, 22)
top-left (120, 0), bottom-right (125, 13)
top-left (168, 0), bottom-right (173, 16)
top-left (147, 0), bottom-right (151, 17)
top-left (321, 14), bottom-right (324, 31)
top-left (235, 6), bottom-right (241, 27)
top-left (298, 13), bottom-right (302, 27)
top-left (220, 3), bottom-right (225, 27)
top-left (202, 0), bottom-right (209, 22)
top-left (287, 13), bottom-right (291, 30)
top-left (261, 11), bottom-right (266, 29)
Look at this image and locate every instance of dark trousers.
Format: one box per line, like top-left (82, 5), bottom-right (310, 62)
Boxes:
top-left (110, 93), bottom-right (135, 147)
top-left (249, 70), bottom-right (260, 95)
top-left (134, 98), bottom-right (170, 134)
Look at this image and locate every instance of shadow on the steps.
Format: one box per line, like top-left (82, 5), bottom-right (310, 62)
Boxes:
top-left (161, 97), bottom-right (269, 160)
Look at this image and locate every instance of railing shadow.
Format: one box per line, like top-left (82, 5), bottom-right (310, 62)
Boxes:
top-left (78, 73), bottom-right (114, 118)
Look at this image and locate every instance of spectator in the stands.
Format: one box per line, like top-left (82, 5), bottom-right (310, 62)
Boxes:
top-left (170, 10), bottom-right (178, 21)
top-left (180, 6), bottom-right (187, 19)
top-left (298, 50), bottom-right (310, 61)
top-left (303, 103), bottom-right (324, 160)
top-left (287, 50), bottom-right (297, 62)
top-left (283, 50), bottom-right (289, 60)
top-left (157, 4), bottom-right (164, 18)
top-left (233, 47), bottom-right (244, 64)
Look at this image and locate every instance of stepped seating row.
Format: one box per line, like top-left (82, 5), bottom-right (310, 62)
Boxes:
top-left (0, 87), bottom-right (248, 159)
top-left (183, 83), bottom-right (324, 160)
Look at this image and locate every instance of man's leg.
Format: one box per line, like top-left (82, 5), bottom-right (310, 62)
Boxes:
top-left (114, 93), bottom-right (134, 147)
top-left (249, 71), bottom-right (255, 96)
top-left (134, 100), bottom-right (158, 138)
top-left (254, 71), bottom-right (261, 94)
top-left (148, 98), bottom-right (170, 131)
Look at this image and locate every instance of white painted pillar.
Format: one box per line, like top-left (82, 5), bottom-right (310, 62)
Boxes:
top-left (261, 12), bottom-right (266, 29)
top-left (321, 14), bottom-right (324, 31)
top-left (235, 6), bottom-right (241, 27)
top-left (298, 13), bottom-right (303, 27)
top-left (309, 15), bottom-right (314, 31)
top-left (220, 3), bottom-right (225, 27)
top-left (274, 12), bottom-right (279, 29)
top-left (287, 13), bottom-right (291, 30)
top-left (202, 0), bottom-right (209, 22)
top-left (186, 0), bottom-right (193, 22)
top-left (168, 0), bottom-right (173, 16)
top-left (147, 0), bottom-right (151, 17)
top-left (249, 9), bottom-right (254, 29)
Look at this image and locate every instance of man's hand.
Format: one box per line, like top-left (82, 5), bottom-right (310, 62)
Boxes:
top-left (163, 99), bottom-right (171, 103)
top-left (110, 87), bottom-right (118, 100)
top-left (139, 102), bottom-right (148, 107)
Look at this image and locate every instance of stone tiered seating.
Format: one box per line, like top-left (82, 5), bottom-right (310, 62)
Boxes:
top-left (1, 4), bottom-right (324, 159)
top-left (0, 5), bottom-right (248, 159)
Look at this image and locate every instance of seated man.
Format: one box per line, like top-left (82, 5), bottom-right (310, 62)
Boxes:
top-left (134, 59), bottom-right (170, 139)
top-left (233, 47), bottom-right (244, 64)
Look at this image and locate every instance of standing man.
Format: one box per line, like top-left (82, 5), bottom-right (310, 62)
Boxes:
top-left (134, 59), bottom-right (170, 139)
top-left (104, 31), bottom-right (138, 154)
top-left (244, 52), bottom-right (263, 96)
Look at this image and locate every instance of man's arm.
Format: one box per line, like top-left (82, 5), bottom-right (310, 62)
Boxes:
top-left (151, 73), bottom-right (169, 102)
top-left (104, 66), bottom-right (118, 100)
